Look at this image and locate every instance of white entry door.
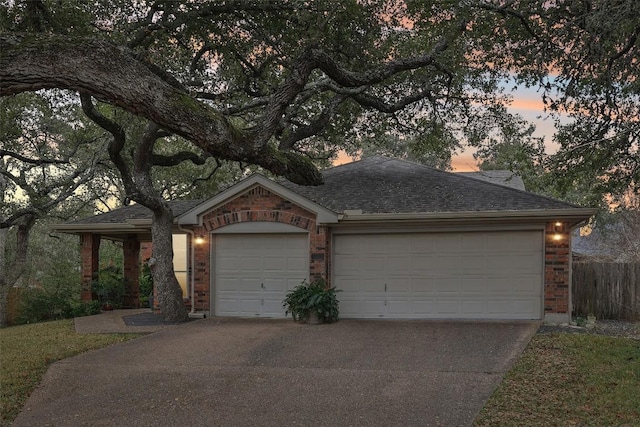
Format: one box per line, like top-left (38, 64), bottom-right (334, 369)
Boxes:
top-left (333, 231), bottom-right (543, 320)
top-left (214, 233), bottom-right (309, 317)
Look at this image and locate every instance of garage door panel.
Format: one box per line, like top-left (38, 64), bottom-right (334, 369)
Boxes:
top-left (410, 255), bottom-right (434, 271)
top-left (511, 276), bottom-right (542, 293)
top-left (214, 233), bottom-right (309, 318)
top-left (513, 299), bottom-right (539, 316)
top-left (460, 255), bottom-right (488, 272)
top-left (411, 299), bottom-right (437, 314)
top-left (360, 256), bottom-right (386, 272)
top-left (434, 255), bottom-right (463, 272)
top-left (334, 231), bottom-right (543, 320)
top-left (437, 299), bottom-right (461, 314)
top-left (486, 278), bottom-right (513, 293)
top-left (410, 236), bottom-right (435, 252)
top-left (385, 256), bottom-right (412, 272)
top-left (460, 277), bottom-right (487, 292)
top-left (461, 299), bottom-right (486, 314)
top-left (435, 277), bottom-right (461, 293)
top-left (411, 279), bottom-right (435, 293)
top-left (386, 277), bottom-right (412, 292)
top-left (387, 299), bottom-right (411, 315)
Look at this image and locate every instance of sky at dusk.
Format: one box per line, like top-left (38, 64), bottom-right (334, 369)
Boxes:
top-left (336, 85), bottom-right (560, 172)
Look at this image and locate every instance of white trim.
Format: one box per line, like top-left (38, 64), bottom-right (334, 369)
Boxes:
top-left (338, 208), bottom-right (597, 224)
top-left (331, 223), bottom-right (546, 235)
top-left (212, 221), bottom-right (309, 234)
top-left (177, 174), bottom-right (339, 225)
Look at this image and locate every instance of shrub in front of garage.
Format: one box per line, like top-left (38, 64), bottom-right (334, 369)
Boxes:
top-left (283, 279), bottom-right (340, 324)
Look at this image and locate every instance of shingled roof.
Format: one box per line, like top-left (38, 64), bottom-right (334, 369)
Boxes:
top-left (61, 156), bottom-right (587, 229)
top-left (66, 200), bottom-right (204, 225)
top-left (278, 156), bottom-right (578, 214)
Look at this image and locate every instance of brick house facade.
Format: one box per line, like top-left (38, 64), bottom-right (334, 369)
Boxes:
top-left (66, 157), bottom-right (594, 322)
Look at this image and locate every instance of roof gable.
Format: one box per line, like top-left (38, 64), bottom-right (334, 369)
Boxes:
top-left (177, 174), bottom-right (339, 225)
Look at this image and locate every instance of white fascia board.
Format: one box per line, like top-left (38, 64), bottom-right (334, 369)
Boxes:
top-left (51, 223), bottom-right (148, 234)
top-left (337, 208), bottom-right (597, 227)
top-left (177, 174), bottom-right (339, 225)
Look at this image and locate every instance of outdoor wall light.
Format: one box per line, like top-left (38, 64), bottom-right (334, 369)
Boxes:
top-left (554, 221), bottom-right (563, 232)
top-left (552, 233), bottom-right (563, 241)
top-left (195, 235), bottom-right (205, 245)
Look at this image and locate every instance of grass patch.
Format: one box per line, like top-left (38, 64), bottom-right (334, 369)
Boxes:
top-left (475, 333), bottom-right (640, 426)
top-left (0, 319), bottom-right (140, 426)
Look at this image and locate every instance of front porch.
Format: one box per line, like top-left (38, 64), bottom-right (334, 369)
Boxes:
top-left (54, 201), bottom-right (202, 310)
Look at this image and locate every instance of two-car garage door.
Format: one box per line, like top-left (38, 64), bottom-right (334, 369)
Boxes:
top-left (333, 231), bottom-right (543, 320)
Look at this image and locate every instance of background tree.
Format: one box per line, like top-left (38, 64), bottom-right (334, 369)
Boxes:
top-left (0, 92), bottom-right (107, 326)
top-left (473, 112), bottom-right (549, 193)
top-left (484, 0), bottom-right (639, 199)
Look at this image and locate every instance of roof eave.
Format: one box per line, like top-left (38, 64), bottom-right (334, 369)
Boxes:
top-left (337, 208), bottom-right (597, 228)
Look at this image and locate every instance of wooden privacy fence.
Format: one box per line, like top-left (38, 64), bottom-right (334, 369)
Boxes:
top-left (572, 262), bottom-right (640, 321)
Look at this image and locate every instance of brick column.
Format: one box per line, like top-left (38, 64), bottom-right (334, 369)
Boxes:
top-left (122, 235), bottom-right (141, 308)
top-left (80, 233), bottom-right (100, 302)
top-left (544, 221), bottom-right (571, 323)
top-left (310, 225), bottom-right (330, 283)
top-left (140, 241), bottom-right (153, 263)
top-left (193, 227), bottom-right (210, 311)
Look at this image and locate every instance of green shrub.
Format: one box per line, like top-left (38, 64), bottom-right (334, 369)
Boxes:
top-left (283, 279), bottom-right (340, 324)
top-left (139, 261), bottom-right (154, 307)
top-left (92, 265), bottom-right (125, 307)
top-left (70, 300), bottom-right (102, 317)
top-left (17, 279), bottom-right (79, 324)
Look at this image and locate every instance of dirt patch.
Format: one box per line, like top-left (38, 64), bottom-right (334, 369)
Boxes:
top-left (538, 320), bottom-right (640, 339)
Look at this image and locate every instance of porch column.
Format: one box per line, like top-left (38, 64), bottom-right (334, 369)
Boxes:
top-left (122, 235), bottom-right (141, 308)
top-left (80, 233), bottom-right (100, 302)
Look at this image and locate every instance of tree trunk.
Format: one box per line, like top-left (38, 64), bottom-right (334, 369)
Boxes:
top-left (0, 228), bottom-right (9, 327)
top-left (0, 216), bottom-right (35, 327)
top-left (149, 205), bottom-right (188, 323)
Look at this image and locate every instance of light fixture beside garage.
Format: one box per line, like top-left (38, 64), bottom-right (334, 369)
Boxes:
top-left (553, 222), bottom-right (564, 241)
top-left (195, 235), bottom-right (205, 245)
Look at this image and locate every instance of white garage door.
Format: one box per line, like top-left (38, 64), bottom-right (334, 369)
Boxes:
top-left (334, 231), bottom-right (543, 320)
top-left (214, 233), bottom-right (309, 317)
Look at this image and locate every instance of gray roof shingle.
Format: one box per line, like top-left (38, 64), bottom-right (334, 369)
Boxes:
top-left (67, 200), bottom-right (204, 225)
top-left (278, 156), bottom-right (578, 214)
top-left (67, 156), bottom-right (582, 226)
top-left (457, 171), bottom-right (526, 191)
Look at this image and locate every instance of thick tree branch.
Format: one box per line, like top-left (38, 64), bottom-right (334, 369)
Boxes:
top-left (0, 149), bottom-right (69, 165)
top-left (0, 33), bottom-right (323, 185)
top-left (151, 151), bottom-right (209, 167)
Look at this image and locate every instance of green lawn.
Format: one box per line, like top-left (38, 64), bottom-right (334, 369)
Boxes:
top-left (475, 333), bottom-right (640, 426)
top-left (0, 319), bottom-right (140, 427)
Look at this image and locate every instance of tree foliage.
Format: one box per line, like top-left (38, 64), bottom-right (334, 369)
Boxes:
top-left (1, 0), bottom-right (638, 321)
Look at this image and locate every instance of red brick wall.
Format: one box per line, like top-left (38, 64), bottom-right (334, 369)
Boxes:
top-left (544, 221), bottom-right (571, 317)
top-left (192, 230), bottom-right (210, 311)
top-left (193, 185), bottom-right (329, 312)
top-left (140, 241), bottom-right (153, 263)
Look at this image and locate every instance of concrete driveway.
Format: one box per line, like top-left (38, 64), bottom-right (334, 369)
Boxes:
top-left (13, 318), bottom-right (538, 427)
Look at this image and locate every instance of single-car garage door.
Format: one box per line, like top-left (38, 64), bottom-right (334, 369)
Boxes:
top-left (214, 233), bottom-right (309, 317)
top-left (334, 231), bottom-right (543, 320)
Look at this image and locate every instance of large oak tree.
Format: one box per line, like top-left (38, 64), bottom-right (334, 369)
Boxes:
top-left (1, 0), bottom-right (637, 321)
